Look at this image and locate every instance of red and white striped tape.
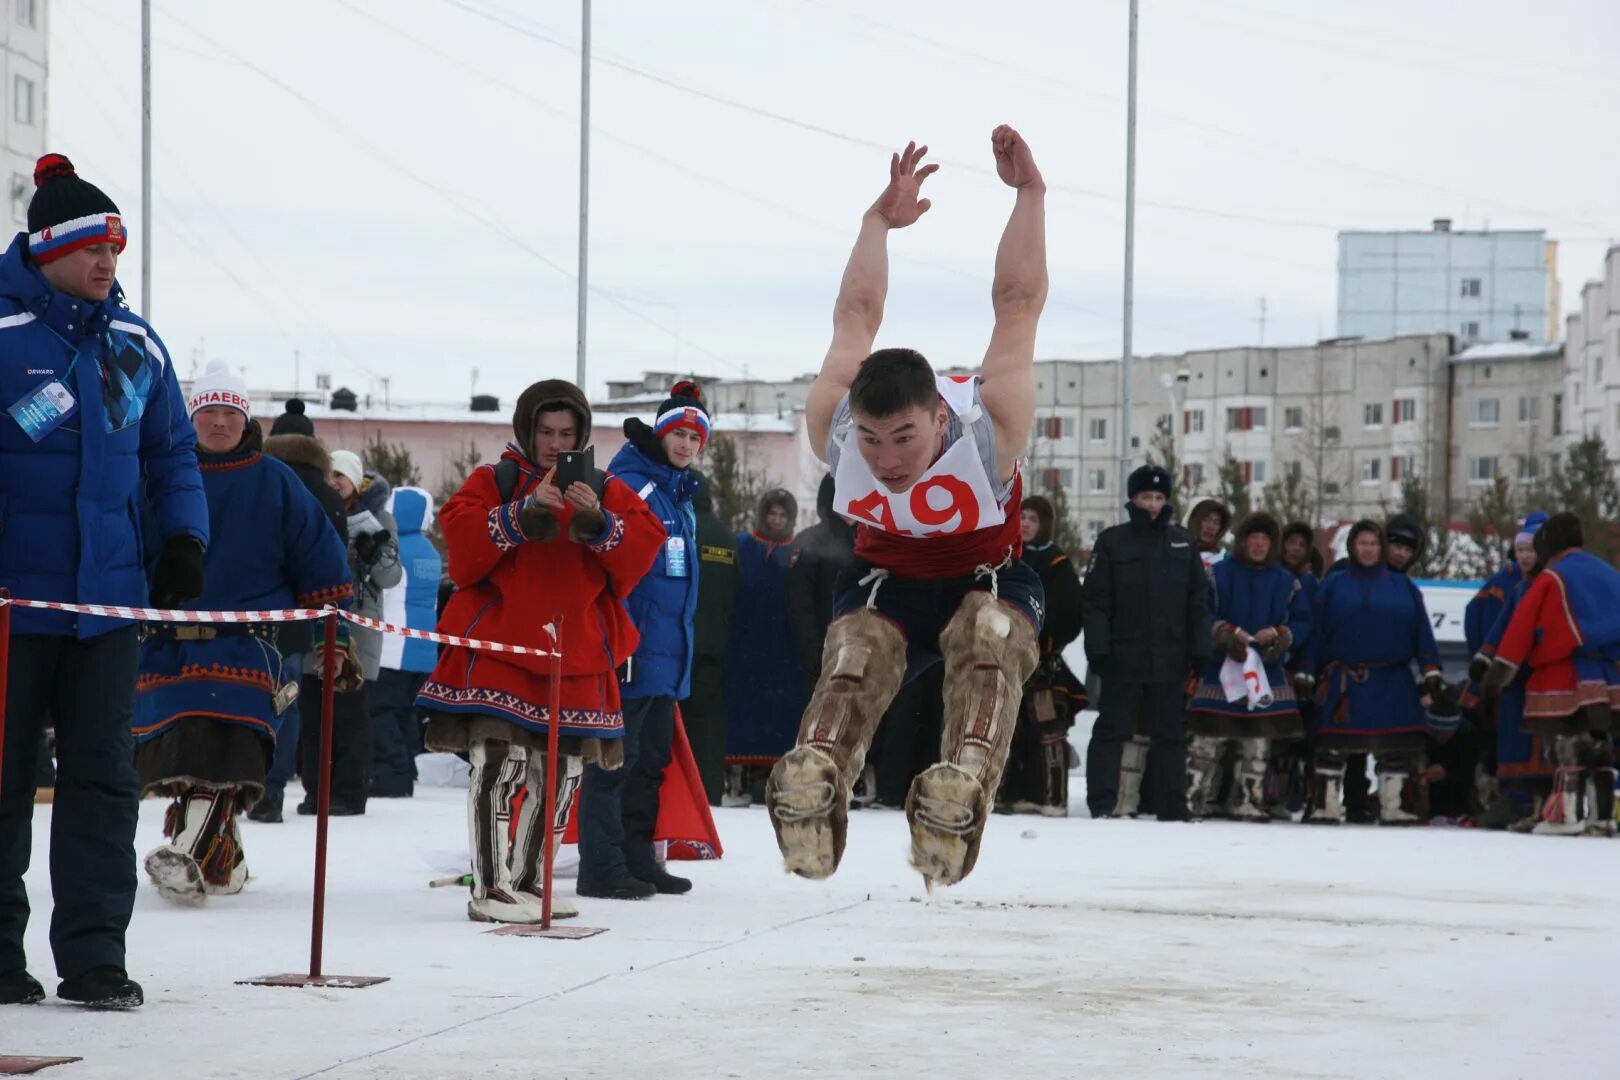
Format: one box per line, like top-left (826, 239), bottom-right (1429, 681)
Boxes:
top-left (0, 598), bottom-right (560, 658)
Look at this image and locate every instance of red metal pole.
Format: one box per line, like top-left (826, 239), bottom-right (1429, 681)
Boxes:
top-left (309, 613), bottom-right (338, 979)
top-left (0, 590), bottom-right (10, 804)
top-left (540, 620), bottom-right (563, 931)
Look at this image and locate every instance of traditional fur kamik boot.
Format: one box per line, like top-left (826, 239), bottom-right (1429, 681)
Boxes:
top-left (1376, 771), bottom-right (1422, 826)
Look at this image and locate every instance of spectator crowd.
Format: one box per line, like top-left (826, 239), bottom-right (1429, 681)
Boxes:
top-left (1, 154), bottom-right (1617, 1013)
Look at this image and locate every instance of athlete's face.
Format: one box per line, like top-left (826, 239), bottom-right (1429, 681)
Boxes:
top-left (1020, 508), bottom-right (1041, 544)
top-left (1283, 533), bottom-right (1308, 567)
top-left (853, 401), bottom-right (948, 493)
top-left (1515, 541), bottom-right (1537, 573)
top-left (1387, 540), bottom-right (1415, 571)
top-left (1197, 513), bottom-right (1224, 545)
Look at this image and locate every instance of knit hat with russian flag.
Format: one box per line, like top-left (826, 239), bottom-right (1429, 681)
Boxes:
top-left (27, 154), bottom-right (127, 265)
top-left (187, 361), bottom-right (252, 419)
top-left (650, 380), bottom-right (711, 449)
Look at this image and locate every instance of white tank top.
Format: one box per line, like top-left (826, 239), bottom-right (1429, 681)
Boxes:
top-left (829, 375), bottom-right (1006, 538)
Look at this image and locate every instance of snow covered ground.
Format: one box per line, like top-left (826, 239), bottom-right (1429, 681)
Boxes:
top-left (11, 753), bottom-right (1619, 1079)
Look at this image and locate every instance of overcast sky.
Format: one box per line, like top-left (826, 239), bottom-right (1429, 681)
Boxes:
top-left (47, 0), bottom-right (1620, 407)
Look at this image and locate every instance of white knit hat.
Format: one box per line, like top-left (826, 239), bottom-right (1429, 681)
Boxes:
top-left (186, 360), bottom-right (252, 419)
top-left (330, 449), bottom-right (364, 489)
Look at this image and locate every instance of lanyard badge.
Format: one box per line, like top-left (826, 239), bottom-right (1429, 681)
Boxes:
top-left (8, 376), bottom-right (77, 441)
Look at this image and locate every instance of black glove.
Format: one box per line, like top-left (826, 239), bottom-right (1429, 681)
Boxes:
top-left (151, 536), bottom-right (206, 609)
top-left (354, 529), bottom-right (392, 563)
top-left (1423, 672), bottom-right (1447, 700)
top-left (1466, 654), bottom-right (1490, 686)
top-left (1292, 672), bottom-right (1316, 698)
top-left (1087, 655), bottom-right (1111, 679)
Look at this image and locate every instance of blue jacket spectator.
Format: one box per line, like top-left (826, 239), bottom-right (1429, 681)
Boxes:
top-left (610, 430), bottom-right (701, 701)
top-left (0, 154), bottom-right (208, 1010)
top-left (580, 381), bottom-right (709, 901)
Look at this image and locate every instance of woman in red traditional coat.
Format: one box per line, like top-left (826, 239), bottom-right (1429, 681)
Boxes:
top-left (1481, 512), bottom-right (1620, 837)
top-left (417, 380), bottom-right (665, 922)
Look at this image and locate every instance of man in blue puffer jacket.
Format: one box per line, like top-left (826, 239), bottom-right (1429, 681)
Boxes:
top-left (0, 155), bottom-right (208, 1009)
top-left (580, 381), bottom-right (706, 900)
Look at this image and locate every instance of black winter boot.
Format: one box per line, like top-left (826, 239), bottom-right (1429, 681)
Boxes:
top-left (0, 969), bottom-right (45, 1005)
top-left (58, 966), bottom-right (143, 1010)
top-left (626, 843), bottom-right (692, 895)
top-left (576, 875), bottom-right (656, 901)
top-left (248, 791), bottom-right (284, 824)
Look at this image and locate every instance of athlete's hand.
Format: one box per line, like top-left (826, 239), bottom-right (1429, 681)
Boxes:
top-left (991, 124), bottom-right (1043, 190)
top-left (870, 140), bottom-right (938, 229)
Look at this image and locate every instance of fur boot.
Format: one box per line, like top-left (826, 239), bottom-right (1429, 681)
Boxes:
top-left (907, 593), bottom-right (1038, 887)
top-left (1038, 725), bottom-right (1069, 817)
top-left (467, 741), bottom-right (547, 923)
top-left (1535, 736), bottom-right (1593, 836)
top-left (1231, 738), bottom-right (1269, 822)
top-left (1376, 770), bottom-right (1422, 826)
top-left (1115, 736), bottom-right (1150, 817)
top-left (1533, 766), bottom-right (1585, 836)
top-left (768, 610), bottom-right (906, 879)
top-left (508, 751), bottom-right (583, 918)
top-left (1185, 735), bottom-right (1224, 819)
top-left (1308, 761), bottom-right (1346, 825)
top-left (145, 788), bottom-right (245, 904)
top-left (1585, 768), bottom-right (1617, 837)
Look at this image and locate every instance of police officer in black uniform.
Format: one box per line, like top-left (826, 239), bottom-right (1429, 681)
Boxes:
top-left (1081, 465), bottom-right (1211, 821)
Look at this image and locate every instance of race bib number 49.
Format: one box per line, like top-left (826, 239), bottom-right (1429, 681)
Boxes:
top-left (834, 429), bottom-right (1001, 537)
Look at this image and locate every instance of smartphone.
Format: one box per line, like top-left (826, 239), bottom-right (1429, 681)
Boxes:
top-left (555, 448), bottom-right (590, 490)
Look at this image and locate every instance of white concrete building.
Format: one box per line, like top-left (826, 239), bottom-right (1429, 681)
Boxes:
top-left (1026, 333), bottom-right (1567, 546)
top-left (1563, 245), bottom-right (1620, 452)
top-left (0, 0), bottom-right (46, 231)
top-left (1338, 221), bottom-right (1559, 345)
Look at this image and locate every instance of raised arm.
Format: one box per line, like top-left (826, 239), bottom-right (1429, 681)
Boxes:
top-left (976, 124), bottom-right (1048, 478)
top-left (805, 141), bottom-right (939, 458)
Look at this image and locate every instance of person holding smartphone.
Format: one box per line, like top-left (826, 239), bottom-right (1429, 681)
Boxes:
top-left (579, 381), bottom-right (709, 899)
top-left (417, 380), bottom-right (665, 923)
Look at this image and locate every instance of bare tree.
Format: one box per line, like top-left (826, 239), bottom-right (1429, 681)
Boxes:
top-left (1261, 469), bottom-right (1313, 526)
top-left (1294, 365), bottom-right (1347, 525)
top-left (1142, 414), bottom-right (1196, 510)
top-left (1215, 449), bottom-right (1252, 521)
top-left (1466, 475), bottom-right (1519, 578)
top-left (705, 433), bottom-right (768, 534)
top-left (1548, 435), bottom-right (1620, 563)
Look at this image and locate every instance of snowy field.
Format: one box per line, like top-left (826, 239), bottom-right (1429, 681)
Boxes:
top-left (12, 748), bottom-right (1620, 1079)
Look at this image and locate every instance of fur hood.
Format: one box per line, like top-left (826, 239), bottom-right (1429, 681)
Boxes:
top-left (755, 488), bottom-right (798, 540)
top-left (1345, 518), bottom-right (1386, 569)
top-left (1534, 511), bottom-right (1584, 563)
top-left (1187, 499), bottom-right (1232, 544)
top-left (263, 433), bottom-right (332, 475)
top-left (1233, 511), bottom-right (1281, 567)
top-left (1385, 513), bottom-right (1426, 560)
top-left (513, 379), bottom-right (591, 462)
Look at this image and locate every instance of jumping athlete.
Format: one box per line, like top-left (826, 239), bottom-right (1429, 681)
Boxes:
top-left (766, 126), bottom-right (1047, 887)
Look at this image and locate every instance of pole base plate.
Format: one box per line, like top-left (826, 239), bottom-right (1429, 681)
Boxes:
top-left (488, 924), bottom-right (608, 940)
top-left (237, 973), bottom-right (390, 989)
top-left (0, 1058), bottom-right (82, 1076)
